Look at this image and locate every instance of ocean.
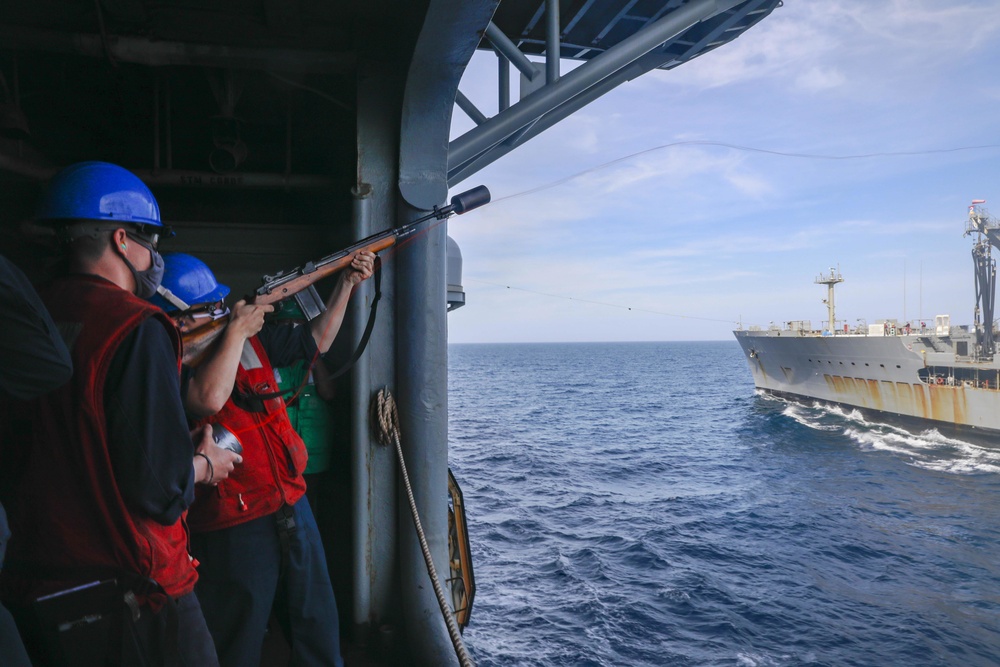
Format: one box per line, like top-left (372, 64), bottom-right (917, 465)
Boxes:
top-left (447, 341), bottom-right (1000, 667)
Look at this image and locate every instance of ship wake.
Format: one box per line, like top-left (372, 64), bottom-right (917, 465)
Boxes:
top-left (776, 399), bottom-right (1000, 476)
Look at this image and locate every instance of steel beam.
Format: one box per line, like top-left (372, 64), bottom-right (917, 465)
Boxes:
top-left (484, 22), bottom-right (540, 82)
top-left (0, 24), bottom-right (354, 74)
top-left (498, 50), bottom-right (511, 111)
top-left (455, 90), bottom-right (488, 125)
top-left (0, 152), bottom-right (337, 188)
top-left (546, 0), bottom-right (561, 84)
top-left (449, 0), bottom-right (745, 180)
top-left (449, 0), bottom-right (772, 184)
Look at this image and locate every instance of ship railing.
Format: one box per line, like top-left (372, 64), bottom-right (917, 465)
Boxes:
top-left (918, 366), bottom-right (1000, 390)
top-left (967, 210), bottom-right (1000, 234)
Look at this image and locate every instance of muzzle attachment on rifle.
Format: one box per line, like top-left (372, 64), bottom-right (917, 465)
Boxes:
top-left (435, 185), bottom-right (490, 220)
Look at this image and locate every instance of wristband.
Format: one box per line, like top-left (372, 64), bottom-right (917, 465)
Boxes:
top-left (195, 452), bottom-right (214, 484)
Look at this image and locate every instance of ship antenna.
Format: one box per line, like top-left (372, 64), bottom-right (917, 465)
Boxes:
top-left (815, 267), bottom-right (844, 334)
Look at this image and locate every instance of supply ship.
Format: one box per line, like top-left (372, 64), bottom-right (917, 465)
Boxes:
top-left (0, 1), bottom-right (781, 665)
top-left (735, 202), bottom-right (1000, 442)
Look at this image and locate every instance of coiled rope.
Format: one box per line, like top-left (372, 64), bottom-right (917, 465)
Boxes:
top-left (372, 388), bottom-right (475, 667)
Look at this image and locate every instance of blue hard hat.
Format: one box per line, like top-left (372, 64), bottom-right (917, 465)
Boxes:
top-left (36, 161), bottom-right (164, 231)
top-left (149, 252), bottom-right (230, 312)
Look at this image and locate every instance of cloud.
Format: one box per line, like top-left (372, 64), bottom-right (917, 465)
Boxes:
top-left (655, 0), bottom-right (1000, 94)
top-left (794, 67), bottom-right (847, 93)
top-left (839, 0), bottom-right (1000, 50)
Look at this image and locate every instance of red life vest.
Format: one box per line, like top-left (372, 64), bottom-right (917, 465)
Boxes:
top-left (2, 275), bottom-right (197, 603)
top-left (188, 336), bottom-right (307, 533)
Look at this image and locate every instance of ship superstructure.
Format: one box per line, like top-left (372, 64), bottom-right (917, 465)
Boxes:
top-left (735, 202), bottom-right (1000, 441)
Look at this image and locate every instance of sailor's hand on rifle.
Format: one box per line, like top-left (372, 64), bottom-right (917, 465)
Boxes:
top-left (311, 250), bottom-right (377, 352)
top-left (228, 299), bottom-right (273, 340)
top-left (341, 251), bottom-right (375, 287)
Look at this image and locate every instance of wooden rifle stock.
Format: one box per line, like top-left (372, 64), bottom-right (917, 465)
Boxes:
top-left (178, 184), bottom-right (490, 366)
top-left (181, 317), bottom-right (229, 368)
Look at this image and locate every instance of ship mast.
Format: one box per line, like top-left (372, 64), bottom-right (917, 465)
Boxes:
top-left (965, 200), bottom-right (999, 358)
top-left (815, 267), bottom-right (844, 334)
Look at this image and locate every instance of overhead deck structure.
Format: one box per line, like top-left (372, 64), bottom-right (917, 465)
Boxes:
top-left (447, 0), bottom-right (779, 185)
top-left (0, 1), bottom-right (780, 664)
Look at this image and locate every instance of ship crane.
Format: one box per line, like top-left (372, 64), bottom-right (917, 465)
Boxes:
top-left (965, 201), bottom-right (999, 358)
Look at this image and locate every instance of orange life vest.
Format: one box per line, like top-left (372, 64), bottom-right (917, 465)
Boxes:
top-left (187, 336), bottom-right (307, 533)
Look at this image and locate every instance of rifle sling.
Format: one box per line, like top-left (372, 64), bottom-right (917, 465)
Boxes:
top-left (326, 255), bottom-right (382, 382)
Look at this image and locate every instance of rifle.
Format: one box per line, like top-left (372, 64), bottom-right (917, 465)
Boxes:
top-left (181, 185), bottom-right (490, 365)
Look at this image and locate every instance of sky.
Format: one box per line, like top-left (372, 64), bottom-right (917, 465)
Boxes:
top-left (444, 0), bottom-right (1000, 344)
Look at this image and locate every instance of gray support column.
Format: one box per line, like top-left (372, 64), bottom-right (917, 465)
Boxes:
top-left (396, 205), bottom-right (453, 666)
top-left (546, 0), bottom-right (561, 83)
top-left (497, 50), bottom-right (510, 111)
top-left (353, 59), bottom-right (403, 646)
top-left (349, 183), bottom-right (374, 641)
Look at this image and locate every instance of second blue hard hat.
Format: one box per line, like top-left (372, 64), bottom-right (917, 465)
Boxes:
top-left (149, 252), bottom-right (230, 312)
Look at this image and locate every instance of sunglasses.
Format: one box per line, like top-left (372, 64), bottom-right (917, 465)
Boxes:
top-left (126, 231), bottom-right (161, 252)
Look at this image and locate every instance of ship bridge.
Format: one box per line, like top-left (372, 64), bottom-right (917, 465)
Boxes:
top-left (0, 1), bottom-right (780, 664)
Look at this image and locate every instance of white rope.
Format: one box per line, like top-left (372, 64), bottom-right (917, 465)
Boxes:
top-left (373, 388), bottom-right (475, 667)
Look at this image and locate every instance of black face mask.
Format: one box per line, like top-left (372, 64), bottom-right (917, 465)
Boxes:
top-left (120, 235), bottom-right (165, 299)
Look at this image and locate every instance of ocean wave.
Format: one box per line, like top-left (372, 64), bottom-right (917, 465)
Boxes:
top-left (763, 396), bottom-right (1000, 477)
top-left (779, 403), bottom-right (844, 431)
top-left (844, 425), bottom-right (1000, 475)
top-left (735, 651), bottom-right (795, 667)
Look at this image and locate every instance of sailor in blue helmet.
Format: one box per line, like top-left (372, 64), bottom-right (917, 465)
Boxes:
top-left (0, 162), bottom-right (240, 666)
top-left (151, 250), bottom-right (373, 667)
top-left (37, 160), bottom-right (169, 299)
top-left (150, 252), bottom-right (234, 319)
